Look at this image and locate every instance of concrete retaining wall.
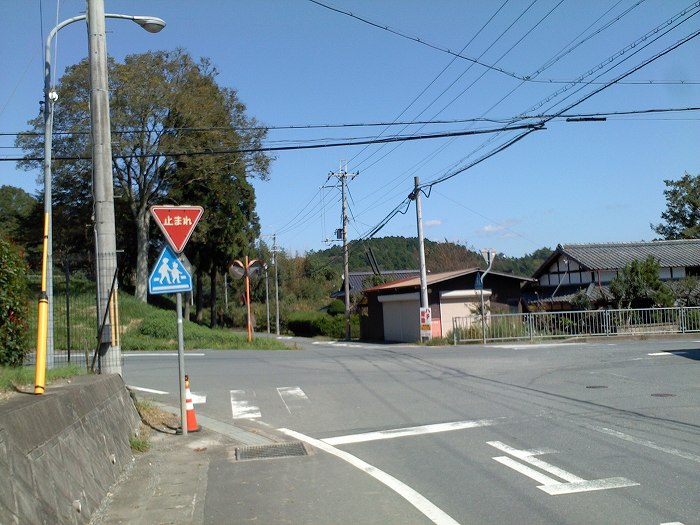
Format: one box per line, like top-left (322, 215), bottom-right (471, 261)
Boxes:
top-left (0, 374), bottom-right (141, 525)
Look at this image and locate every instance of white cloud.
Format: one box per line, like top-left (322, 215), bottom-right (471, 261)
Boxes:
top-left (424, 219), bottom-right (443, 228)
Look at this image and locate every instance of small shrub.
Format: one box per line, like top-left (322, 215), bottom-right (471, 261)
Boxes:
top-left (138, 313), bottom-right (176, 339)
top-left (327, 299), bottom-right (345, 316)
top-left (0, 238), bottom-right (29, 366)
top-left (129, 429), bottom-right (151, 453)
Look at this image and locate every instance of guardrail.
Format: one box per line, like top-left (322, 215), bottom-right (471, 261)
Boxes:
top-left (451, 306), bottom-right (700, 343)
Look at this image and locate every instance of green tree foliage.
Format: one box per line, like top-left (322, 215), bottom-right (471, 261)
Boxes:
top-left (652, 172), bottom-right (700, 239)
top-left (609, 256), bottom-right (674, 308)
top-left (16, 50), bottom-right (271, 302)
top-left (0, 238), bottom-right (29, 366)
top-left (667, 276), bottom-right (700, 307)
top-left (495, 247), bottom-right (553, 277)
top-left (305, 236), bottom-right (550, 277)
top-left (0, 186), bottom-right (37, 243)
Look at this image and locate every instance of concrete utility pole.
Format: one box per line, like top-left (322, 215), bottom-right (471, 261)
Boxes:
top-left (479, 249), bottom-right (497, 344)
top-left (87, 0), bottom-right (120, 373)
top-left (273, 234), bottom-right (280, 335)
top-left (412, 177), bottom-right (431, 341)
top-left (331, 161), bottom-right (357, 341)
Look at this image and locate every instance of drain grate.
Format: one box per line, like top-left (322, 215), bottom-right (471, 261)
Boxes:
top-left (585, 385), bottom-right (608, 389)
top-left (235, 441), bottom-right (308, 461)
top-left (651, 393), bottom-right (675, 397)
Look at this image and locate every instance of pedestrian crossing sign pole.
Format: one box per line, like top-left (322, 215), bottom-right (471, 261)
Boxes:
top-left (149, 205), bottom-right (203, 437)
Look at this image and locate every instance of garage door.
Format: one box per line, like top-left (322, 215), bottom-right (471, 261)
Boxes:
top-left (380, 293), bottom-right (420, 342)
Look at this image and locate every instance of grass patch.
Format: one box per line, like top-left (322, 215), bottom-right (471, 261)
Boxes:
top-left (25, 282), bottom-right (293, 352)
top-left (129, 429), bottom-right (151, 453)
top-left (0, 364), bottom-right (85, 393)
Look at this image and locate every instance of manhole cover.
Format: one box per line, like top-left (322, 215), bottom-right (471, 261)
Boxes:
top-left (651, 393), bottom-right (676, 397)
top-left (585, 385), bottom-right (608, 389)
top-left (235, 441), bottom-right (308, 461)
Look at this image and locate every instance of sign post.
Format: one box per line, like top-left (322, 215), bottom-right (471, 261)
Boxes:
top-left (150, 206), bottom-right (203, 436)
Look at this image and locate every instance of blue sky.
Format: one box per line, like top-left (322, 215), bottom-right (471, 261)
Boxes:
top-left (1, 1), bottom-right (698, 258)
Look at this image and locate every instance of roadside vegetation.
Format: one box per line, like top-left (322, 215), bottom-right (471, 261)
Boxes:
top-left (0, 363), bottom-right (84, 393)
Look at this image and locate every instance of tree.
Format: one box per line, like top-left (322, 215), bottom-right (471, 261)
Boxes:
top-left (667, 276), bottom-right (700, 307)
top-left (164, 58), bottom-right (269, 326)
top-left (609, 256), bottom-right (674, 309)
top-left (16, 50), bottom-right (270, 301)
top-left (652, 172), bottom-right (700, 239)
top-left (0, 237), bottom-right (29, 366)
top-left (0, 186), bottom-right (36, 243)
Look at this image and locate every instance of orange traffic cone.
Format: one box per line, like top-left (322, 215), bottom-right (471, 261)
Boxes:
top-left (185, 374), bottom-right (200, 432)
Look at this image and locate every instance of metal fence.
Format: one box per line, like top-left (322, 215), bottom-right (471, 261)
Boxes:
top-left (26, 269), bottom-right (98, 366)
top-left (452, 306), bottom-right (700, 344)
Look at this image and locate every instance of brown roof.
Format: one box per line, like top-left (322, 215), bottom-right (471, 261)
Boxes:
top-left (365, 268), bottom-right (534, 292)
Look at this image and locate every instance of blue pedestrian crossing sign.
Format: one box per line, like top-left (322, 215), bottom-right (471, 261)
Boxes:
top-left (149, 245), bottom-right (192, 294)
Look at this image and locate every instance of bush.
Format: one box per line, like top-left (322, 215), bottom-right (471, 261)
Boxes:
top-left (327, 299), bottom-right (345, 316)
top-left (287, 311), bottom-right (359, 339)
top-left (138, 312), bottom-right (176, 339)
top-left (0, 238), bottom-right (29, 366)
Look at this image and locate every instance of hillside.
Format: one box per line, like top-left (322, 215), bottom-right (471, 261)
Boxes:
top-left (304, 236), bottom-right (551, 278)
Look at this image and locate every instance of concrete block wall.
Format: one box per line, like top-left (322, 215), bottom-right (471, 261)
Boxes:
top-left (0, 374), bottom-right (141, 525)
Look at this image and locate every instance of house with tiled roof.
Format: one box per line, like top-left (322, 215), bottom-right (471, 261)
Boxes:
top-left (525, 239), bottom-right (700, 310)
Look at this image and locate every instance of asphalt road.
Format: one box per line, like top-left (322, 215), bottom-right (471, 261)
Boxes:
top-left (123, 337), bottom-right (700, 524)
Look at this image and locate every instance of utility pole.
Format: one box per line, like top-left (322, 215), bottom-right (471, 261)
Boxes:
top-left (273, 233), bottom-right (280, 335)
top-left (331, 161), bottom-right (357, 341)
top-left (479, 249), bottom-right (497, 344)
top-left (88, 0), bottom-right (120, 374)
top-left (411, 177), bottom-right (431, 342)
top-left (264, 263), bottom-right (270, 334)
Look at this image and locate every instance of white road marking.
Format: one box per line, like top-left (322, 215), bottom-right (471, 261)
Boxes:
top-left (279, 428), bottom-right (460, 525)
top-left (489, 441), bottom-right (584, 483)
top-left (648, 351), bottom-right (688, 356)
top-left (277, 387), bottom-right (310, 414)
top-left (189, 392), bottom-right (207, 404)
top-left (123, 352), bottom-right (206, 357)
top-left (589, 426), bottom-right (700, 464)
top-left (489, 343), bottom-right (575, 349)
top-left (660, 522), bottom-right (685, 524)
top-left (324, 419), bottom-right (499, 446)
top-left (488, 441), bottom-right (638, 495)
top-left (540, 477), bottom-right (640, 496)
top-left (127, 385), bottom-right (169, 395)
top-left (277, 336), bottom-right (293, 340)
top-left (493, 456), bottom-right (560, 486)
top-left (230, 390), bottom-right (261, 419)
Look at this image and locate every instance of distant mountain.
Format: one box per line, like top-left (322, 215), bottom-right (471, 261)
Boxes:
top-left (305, 236), bottom-right (551, 278)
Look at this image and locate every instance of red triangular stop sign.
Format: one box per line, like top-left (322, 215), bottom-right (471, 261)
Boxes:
top-left (150, 206), bottom-right (204, 252)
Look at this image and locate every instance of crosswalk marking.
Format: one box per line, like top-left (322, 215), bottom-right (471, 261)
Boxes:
top-left (277, 387), bottom-right (310, 413)
top-left (230, 390), bottom-right (261, 419)
top-left (230, 387), bottom-right (310, 419)
top-left (488, 441), bottom-right (638, 495)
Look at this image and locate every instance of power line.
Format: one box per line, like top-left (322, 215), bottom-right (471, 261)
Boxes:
top-left (1, 122), bottom-right (543, 162)
top-left (3, 106), bottom-right (698, 139)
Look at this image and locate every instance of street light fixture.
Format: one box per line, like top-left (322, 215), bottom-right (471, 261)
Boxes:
top-left (36, 6), bottom-right (165, 387)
